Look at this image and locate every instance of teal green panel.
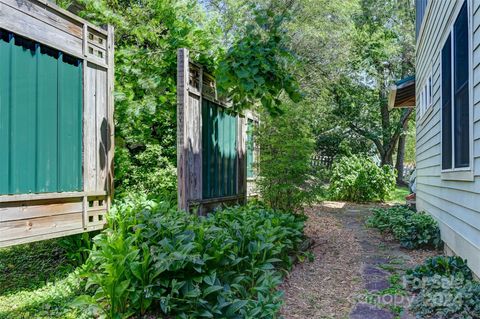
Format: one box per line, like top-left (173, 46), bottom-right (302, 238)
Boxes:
top-left (232, 117), bottom-right (237, 195)
top-left (219, 109), bottom-right (225, 197)
top-left (247, 120), bottom-right (254, 178)
top-left (0, 33), bottom-right (11, 194)
top-left (213, 103), bottom-right (219, 197)
top-left (58, 54), bottom-right (83, 192)
top-left (10, 37), bottom-right (37, 194)
top-left (201, 99), bottom-right (238, 199)
top-left (36, 46), bottom-right (59, 192)
top-left (0, 31), bottom-right (83, 195)
top-left (202, 100), bottom-right (208, 197)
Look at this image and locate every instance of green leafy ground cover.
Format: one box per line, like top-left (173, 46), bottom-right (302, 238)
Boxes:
top-left (0, 199), bottom-right (306, 319)
top-left (0, 240), bottom-right (85, 319)
top-left (366, 206), bottom-right (442, 250)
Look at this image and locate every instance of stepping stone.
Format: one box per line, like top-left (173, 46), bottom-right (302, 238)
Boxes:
top-left (365, 256), bottom-right (390, 265)
top-left (363, 265), bottom-right (388, 277)
top-left (365, 278), bottom-right (390, 292)
top-left (350, 303), bottom-right (394, 319)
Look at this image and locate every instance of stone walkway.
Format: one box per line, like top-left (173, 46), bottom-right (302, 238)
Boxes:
top-left (281, 202), bottom-right (436, 319)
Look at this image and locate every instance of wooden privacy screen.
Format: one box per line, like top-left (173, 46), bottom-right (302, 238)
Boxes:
top-left (0, 0), bottom-right (114, 247)
top-left (177, 48), bottom-right (253, 214)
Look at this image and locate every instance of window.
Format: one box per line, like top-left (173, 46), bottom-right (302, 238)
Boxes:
top-left (441, 2), bottom-right (470, 170)
top-left (418, 74), bottom-right (432, 119)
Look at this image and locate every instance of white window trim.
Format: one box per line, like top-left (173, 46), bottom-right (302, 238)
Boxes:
top-left (440, 0), bottom-right (474, 182)
top-left (418, 70), bottom-right (434, 125)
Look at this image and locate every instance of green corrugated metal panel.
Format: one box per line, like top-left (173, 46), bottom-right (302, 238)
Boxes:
top-left (202, 99), bottom-right (238, 199)
top-left (58, 53), bottom-right (83, 191)
top-left (11, 37), bottom-right (37, 194)
top-left (37, 46), bottom-right (59, 192)
top-left (0, 30), bottom-right (83, 195)
top-left (246, 119), bottom-right (254, 178)
top-left (0, 33), bottom-right (12, 194)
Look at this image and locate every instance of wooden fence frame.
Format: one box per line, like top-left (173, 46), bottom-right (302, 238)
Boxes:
top-left (0, 0), bottom-right (114, 247)
top-left (177, 48), bottom-right (248, 214)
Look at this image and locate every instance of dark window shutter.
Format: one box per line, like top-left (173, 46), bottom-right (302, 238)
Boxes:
top-left (442, 35), bottom-right (452, 170)
top-left (453, 2), bottom-right (470, 168)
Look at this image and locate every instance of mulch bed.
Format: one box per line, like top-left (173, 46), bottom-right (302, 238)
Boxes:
top-left (280, 203), bottom-right (364, 318)
top-left (280, 202), bottom-right (438, 319)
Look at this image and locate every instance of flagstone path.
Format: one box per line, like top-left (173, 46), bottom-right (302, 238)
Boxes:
top-left (280, 202), bottom-right (438, 319)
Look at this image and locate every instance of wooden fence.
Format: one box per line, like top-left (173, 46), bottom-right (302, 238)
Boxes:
top-left (177, 48), bottom-right (257, 213)
top-left (0, 0), bottom-right (114, 247)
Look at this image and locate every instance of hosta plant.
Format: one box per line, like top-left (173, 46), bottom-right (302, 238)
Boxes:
top-left (74, 197), bottom-right (306, 319)
top-left (366, 206), bottom-right (442, 249)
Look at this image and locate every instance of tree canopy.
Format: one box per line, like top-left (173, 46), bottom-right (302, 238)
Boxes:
top-left (65, 0), bottom-right (417, 195)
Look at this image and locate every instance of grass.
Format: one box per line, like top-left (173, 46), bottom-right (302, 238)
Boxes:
top-left (0, 239), bottom-right (88, 319)
top-left (387, 186), bottom-right (410, 205)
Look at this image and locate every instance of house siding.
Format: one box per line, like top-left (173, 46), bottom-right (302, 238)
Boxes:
top-left (416, 0), bottom-right (480, 276)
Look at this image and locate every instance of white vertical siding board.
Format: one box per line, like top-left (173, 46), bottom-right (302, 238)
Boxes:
top-left (95, 67), bottom-right (108, 191)
top-left (84, 65), bottom-right (97, 192)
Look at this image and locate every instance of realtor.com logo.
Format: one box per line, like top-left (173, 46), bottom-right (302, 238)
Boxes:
top-left (361, 273), bottom-right (470, 309)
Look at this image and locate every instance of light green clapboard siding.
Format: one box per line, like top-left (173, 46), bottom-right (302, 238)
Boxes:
top-left (0, 31), bottom-right (83, 195)
top-left (202, 99), bottom-right (238, 199)
top-left (416, 0), bottom-right (480, 277)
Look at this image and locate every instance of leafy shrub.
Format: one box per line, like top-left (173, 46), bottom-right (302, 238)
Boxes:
top-left (329, 155), bottom-right (396, 202)
top-left (406, 257), bottom-right (479, 318)
top-left (406, 256), bottom-right (473, 288)
top-left (75, 197), bottom-right (305, 318)
top-left (256, 108), bottom-right (316, 212)
top-left (115, 144), bottom-right (177, 200)
top-left (366, 206), bottom-right (442, 249)
top-left (410, 274), bottom-right (480, 319)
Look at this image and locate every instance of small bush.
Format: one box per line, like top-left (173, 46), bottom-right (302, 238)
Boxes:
top-left (406, 256), bottom-right (480, 318)
top-left (410, 274), bottom-right (480, 318)
top-left (329, 156), bottom-right (396, 202)
top-left (75, 197), bottom-right (306, 318)
top-left (256, 108), bottom-right (316, 212)
top-left (366, 206), bottom-right (442, 249)
top-left (406, 256), bottom-right (473, 288)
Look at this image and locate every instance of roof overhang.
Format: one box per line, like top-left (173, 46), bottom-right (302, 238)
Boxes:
top-left (388, 76), bottom-right (416, 110)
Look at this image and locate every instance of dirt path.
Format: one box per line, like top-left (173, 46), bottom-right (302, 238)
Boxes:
top-left (280, 202), bottom-right (437, 319)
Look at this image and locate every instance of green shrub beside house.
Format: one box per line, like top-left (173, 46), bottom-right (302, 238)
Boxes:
top-left (366, 206), bottom-right (442, 249)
